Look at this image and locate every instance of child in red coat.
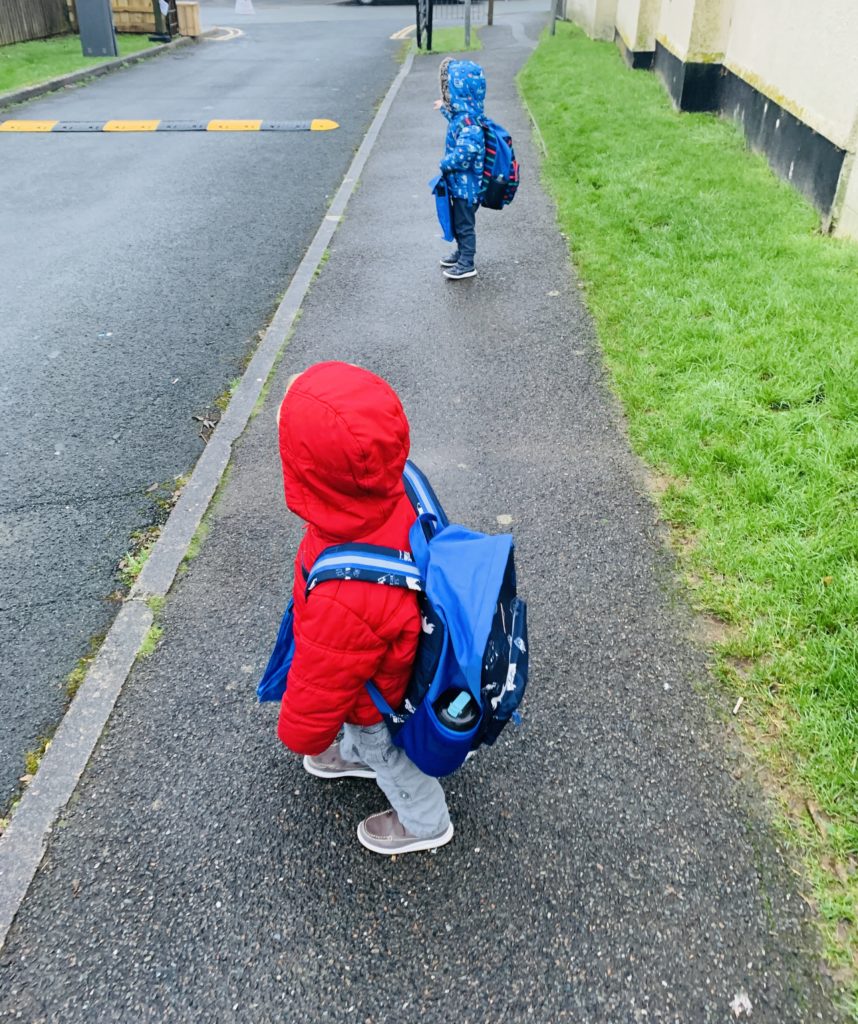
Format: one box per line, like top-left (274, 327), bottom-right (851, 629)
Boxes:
top-left (276, 361), bottom-right (453, 854)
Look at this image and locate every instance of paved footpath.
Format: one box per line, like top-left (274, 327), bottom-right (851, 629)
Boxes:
top-left (0, 20), bottom-right (838, 1024)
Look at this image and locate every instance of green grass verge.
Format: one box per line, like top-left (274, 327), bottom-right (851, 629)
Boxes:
top-left (23, 737), bottom-right (51, 778)
top-left (117, 524), bottom-right (161, 588)
top-left (0, 33), bottom-right (157, 93)
top-left (520, 22), bottom-right (857, 1011)
top-left (138, 624), bottom-right (163, 659)
top-left (414, 26), bottom-right (481, 55)
top-left (65, 633), bottom-right (106, 700)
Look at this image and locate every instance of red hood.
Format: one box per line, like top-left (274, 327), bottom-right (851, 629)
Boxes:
top-left (278, 362), bottom-right (410, 541)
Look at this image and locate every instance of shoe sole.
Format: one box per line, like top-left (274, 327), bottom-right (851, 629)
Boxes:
top-left (356, 821), bottom-right (454, 855)
top-left (303, 755), bottom-right (376, 780)
top-left (439, 260), bottom-right (458, 268)
top-left (443, 268), bottom-right (477, 280)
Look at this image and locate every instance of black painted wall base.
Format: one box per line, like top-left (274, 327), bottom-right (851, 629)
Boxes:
top-left (720, 70), bottom-right (845, 216)
top-left (615, 29), bottom-right (654, 71)
top-left (638, 40), bottom-right (846, 216)
top-left (653, 41), bottom-right (722, 113)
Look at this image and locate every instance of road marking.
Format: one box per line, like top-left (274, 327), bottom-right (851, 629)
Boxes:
top-left (0, 119), bottom-right (339, 134)
top-left (206, 118), bottom-right (262, 132)
top-left (206, 25), bottom-right (243, 41)
top-left (0, 120), bottom-right (58, 132)
top-left (390, 24), bottom-right (416, 40)
top-left (102, 119), bottom-right (160, 132)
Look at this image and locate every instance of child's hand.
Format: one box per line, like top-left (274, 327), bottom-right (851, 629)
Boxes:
top-left (433, 99), bottom-right (444, 110)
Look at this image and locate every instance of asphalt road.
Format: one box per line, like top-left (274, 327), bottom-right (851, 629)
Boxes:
top-left (0, 1), bottom-right (414, 811)
top-left (0, 18), bottom-right (839, 1023)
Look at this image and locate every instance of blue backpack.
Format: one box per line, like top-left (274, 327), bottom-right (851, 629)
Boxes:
top-left (257, 462), bottom-right (529, 777)
top-left (479, 117), bottom-right (520, 210)
top-left (429, 173), bottom-right (455, 243)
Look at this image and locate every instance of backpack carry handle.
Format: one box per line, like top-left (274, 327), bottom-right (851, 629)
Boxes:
top-left (408, 513), bottom-right (438, 575)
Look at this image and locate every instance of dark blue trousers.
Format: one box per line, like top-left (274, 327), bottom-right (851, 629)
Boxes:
top-left (451, 198), bottom-right (478, 268)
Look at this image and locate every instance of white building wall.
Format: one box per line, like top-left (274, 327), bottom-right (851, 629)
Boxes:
top-left (690, 0), bottom-right (733, 59)
top-left (724, 0), bottom-right (858, 151)
top-left (656, 0), bottom-right (695, 60)
top-left (564, 0), bottom-right (619, 41)
top-left (833, 107), bottom-right (858, 238)
top-left (616, 0), bottom-right (661, 51)
top-left (656, 0), bottom-right (733, 61)
top-left (836, 158), bottom-right (858, 239)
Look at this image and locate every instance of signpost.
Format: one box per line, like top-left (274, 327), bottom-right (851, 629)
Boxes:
top-left (551, 0), bottom-right (563, 34)
top-left (416, 0), bottom-right (432, 51)
top-left (76, 0), bottom-right (118, 57)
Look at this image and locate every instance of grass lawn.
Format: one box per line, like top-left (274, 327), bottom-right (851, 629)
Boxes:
top-left (415, 26), bottom-right (481, 55)
top-left (520, 22), bottom-right (857, 1013)
top-left (0, 33), bottom-right (157, 94)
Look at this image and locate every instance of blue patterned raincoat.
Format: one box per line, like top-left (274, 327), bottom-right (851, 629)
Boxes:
top-left (439, 60), bottom-right (486, 203)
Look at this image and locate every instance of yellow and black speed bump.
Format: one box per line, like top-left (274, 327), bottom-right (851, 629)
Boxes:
top-left (0, 118), bottom-right (339, 134)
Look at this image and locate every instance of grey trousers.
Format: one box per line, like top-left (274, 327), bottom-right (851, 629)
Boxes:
top-left (340, 723), bottom-right (450, 839)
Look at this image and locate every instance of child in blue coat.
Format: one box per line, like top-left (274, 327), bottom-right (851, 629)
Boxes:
top-left (435, 58), bottom-right (486, 280)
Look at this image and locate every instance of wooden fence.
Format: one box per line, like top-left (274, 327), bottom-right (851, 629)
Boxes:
top-left (0, 0), bottom-right (71, 45)
top-left (66, 0), bottom-right (166, 35)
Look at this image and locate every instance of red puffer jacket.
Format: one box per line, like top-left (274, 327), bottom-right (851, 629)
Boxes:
top-left (276, 362), bottom-right (421, 756)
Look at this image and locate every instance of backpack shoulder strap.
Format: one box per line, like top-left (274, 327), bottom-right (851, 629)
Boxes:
top-left (364, 679), bottom-right (398, 718)
top-left (403, 461), bottom-right (450, 529)
top-left (306, 543), bottom-right (423, 597)
top-left (482, 116), bottom-right (510, 137)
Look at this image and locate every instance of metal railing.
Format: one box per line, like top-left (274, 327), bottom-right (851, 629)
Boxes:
top-left (416, 0), bottom-right (491, 52)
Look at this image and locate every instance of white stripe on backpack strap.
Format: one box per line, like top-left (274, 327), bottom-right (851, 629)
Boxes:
top-left (403, 463), bottom-right (441, 519)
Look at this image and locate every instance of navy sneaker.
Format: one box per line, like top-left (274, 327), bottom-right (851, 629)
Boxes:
top-left (443, 263), bottom-right (477, 280)
top-left (439, 251), bottom-right (459, 268)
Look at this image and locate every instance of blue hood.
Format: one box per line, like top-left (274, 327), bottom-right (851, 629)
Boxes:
top-left (447, 60), bottom-right (486, 119)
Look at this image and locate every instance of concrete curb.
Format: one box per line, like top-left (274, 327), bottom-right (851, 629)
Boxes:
top-left (0, 603), bottom-right (152, 947)
top-left (519, 93), bottom-right (547, 156)
top-left (0, 47), bottom-right (416, 951)
top-left (0, 35), bottom-right (195, 112)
